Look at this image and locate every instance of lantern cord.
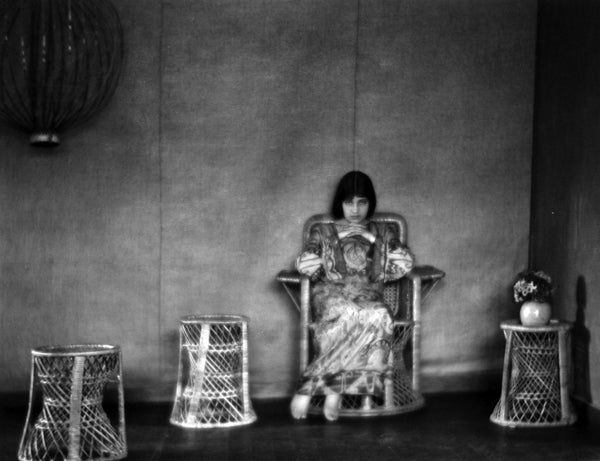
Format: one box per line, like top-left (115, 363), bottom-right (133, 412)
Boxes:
top-left (352, 0), bottom-right (361, 171)
top-left (157, 0), bottom-right (166, 366)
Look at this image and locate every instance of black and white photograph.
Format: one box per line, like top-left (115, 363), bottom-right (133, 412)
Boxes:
top-left (1, 0), bottom-right (599, 460)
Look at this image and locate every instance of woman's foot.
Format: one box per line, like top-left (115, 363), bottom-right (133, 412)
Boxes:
top-left (323, 394), bottom-right (341, 422)
top-left (290, 394), bottom-right (311, 419)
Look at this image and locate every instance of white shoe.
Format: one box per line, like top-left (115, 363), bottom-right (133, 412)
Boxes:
top-left (290, 394), bottom-right (311, 419)
top-left (323, 394), bottom-right (341, 422)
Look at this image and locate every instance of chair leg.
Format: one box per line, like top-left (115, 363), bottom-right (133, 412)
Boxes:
top-left (361, 395), bottom-right (373, 411)
top-left (384, 372), bottom-right (394, 410)
top-left (384, 347), bottom-right (395, 410)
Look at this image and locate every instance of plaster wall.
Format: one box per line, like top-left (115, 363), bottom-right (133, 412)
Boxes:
top-left (0, 0), bottom-right (536, 400)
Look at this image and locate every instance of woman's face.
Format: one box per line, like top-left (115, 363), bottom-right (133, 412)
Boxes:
top-left (342, 196), bottom-right (369, 224)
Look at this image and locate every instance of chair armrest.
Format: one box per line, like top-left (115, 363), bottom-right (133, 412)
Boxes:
top-left (281, 266), bottom-right (444, 284)
top-left (280, 267), bottom-right (444, 294)
top-left (406, 265), bottom-right (445, 282)
top-left (276, 269), bottom-right (302, 285)
top-left (404, 265), bottom-right (445, 317)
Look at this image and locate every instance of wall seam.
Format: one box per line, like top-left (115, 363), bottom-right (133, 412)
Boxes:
top-left (157, 0), bottom-right (165, 382)
top-left (352, 0), bottom-right (361, 171)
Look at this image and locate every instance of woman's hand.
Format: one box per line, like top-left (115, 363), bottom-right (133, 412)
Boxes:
top-left (296, 252), bottom-right (322, 276)
top-left (337, 224), bottom-right (376, 243)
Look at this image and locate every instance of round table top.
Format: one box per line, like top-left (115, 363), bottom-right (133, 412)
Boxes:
top-left (180, 314), bottom-right (249, 324)
top-left (500, 319), bottom-right (573, 332)
top-left (32, 344), bottom-right (120, 357)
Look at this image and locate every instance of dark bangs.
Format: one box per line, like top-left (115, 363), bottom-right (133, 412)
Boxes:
top-left (331, 171), bottom-right (377, 219)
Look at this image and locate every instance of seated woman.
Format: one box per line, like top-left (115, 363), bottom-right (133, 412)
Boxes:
top-left (290, 170), bottom-right (414, 421)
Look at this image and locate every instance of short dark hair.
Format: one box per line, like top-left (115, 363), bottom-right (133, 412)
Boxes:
top-left (331, 170), bottom-right (377, 219)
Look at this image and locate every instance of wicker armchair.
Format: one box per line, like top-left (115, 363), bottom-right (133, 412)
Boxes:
top-left (277, 212), bottom-right (444, 417)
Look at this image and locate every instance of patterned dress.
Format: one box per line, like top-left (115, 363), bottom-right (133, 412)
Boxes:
top-left (295, 221), bottom-right (414, 397)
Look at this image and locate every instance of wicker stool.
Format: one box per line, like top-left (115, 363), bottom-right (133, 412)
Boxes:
top-left (490, 320), bottom-right (577, 427)
top-left (170, 314), bottom-right (256, 428)
top-left (18, 344), bottom-right (127, 461)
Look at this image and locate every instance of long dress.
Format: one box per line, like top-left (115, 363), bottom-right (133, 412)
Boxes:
top-left (295, 220), bottom-right (414, 398)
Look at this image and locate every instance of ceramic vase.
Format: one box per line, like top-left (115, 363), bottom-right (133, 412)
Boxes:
top-left (519, 301), bottom-right (551, 326)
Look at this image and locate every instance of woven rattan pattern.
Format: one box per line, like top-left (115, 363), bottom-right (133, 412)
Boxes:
top-left (18, 346), bottom-right (126, 461)
top-left (490, 321), bottom-right (577, 427)
top-left (170, 316), bottom-right (256, 428)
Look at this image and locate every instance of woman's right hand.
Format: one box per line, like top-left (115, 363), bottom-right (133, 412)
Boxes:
top-left (295, 252), bottom-right (322, 276)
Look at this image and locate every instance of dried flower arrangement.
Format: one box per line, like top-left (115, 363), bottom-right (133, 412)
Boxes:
top-left (513, 270), bottom-right (553, 304)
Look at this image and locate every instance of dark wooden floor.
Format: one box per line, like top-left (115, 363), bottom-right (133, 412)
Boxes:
top-left (2, 392), bottom-right (600, 461)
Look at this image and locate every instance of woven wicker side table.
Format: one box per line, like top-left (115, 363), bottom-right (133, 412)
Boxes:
top-left (490, 320), bottom-right (577, 427)
top-left (18, 344), bottom-right (127, 461)
top-left (170, 315), bottom-right (256, 428)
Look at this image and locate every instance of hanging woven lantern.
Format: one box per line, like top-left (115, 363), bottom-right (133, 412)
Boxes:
top-left (0, 0), bottom-right (123, 146)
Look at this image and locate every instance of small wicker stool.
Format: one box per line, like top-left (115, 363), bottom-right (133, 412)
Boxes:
top-left (490, 320), bottom-right (577, 427)
top-left (18, 344), bottom-right (127, 461)
top-left (170, 314), bottom-right (257, 428)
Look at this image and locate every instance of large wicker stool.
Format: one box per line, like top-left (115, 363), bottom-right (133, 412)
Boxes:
top-left (18, 344), bottom-right (127, 461)
top-left (490, 320), bottom-right (577, 427)
top-left (170, 314), bottom-right (257, 428)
